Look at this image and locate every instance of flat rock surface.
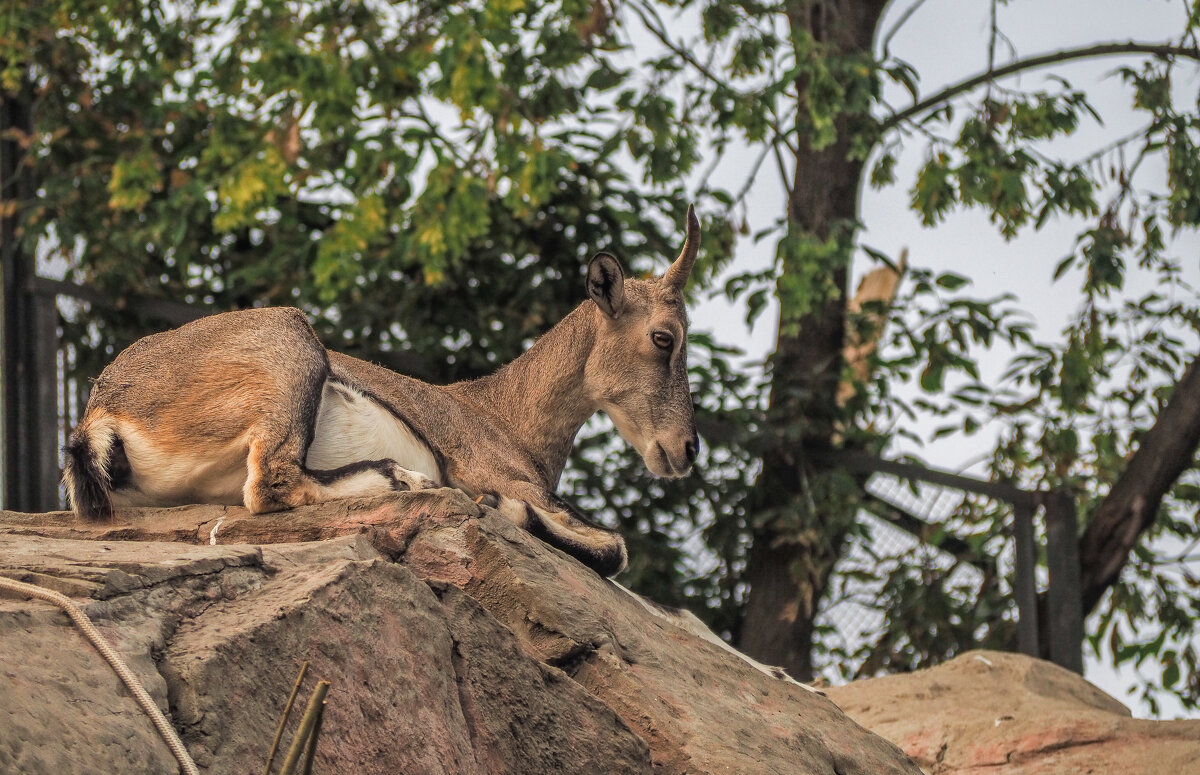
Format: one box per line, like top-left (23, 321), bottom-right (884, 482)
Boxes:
top-left (1, 492), bottom-right (920, 774)
top-left (825, 650), bottom-right (1200, 775)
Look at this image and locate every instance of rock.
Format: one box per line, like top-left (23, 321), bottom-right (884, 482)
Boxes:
top-left (0, 533), bottom-right (648, 775)
top-left (399, 496), bottom-right (917, 775)
top-left (0, 491), bottom-right (920, 774)
top-left (825, 649), bottom-right (1200, 775)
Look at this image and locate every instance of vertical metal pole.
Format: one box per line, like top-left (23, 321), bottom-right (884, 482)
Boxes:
top-left (1012, 502), bottom-right (1040, 658)
top-left (32, 291), bottom-right (60, 510)
top-left (1045, 490), bottom-right (1083, 673)
top-left (1, 76), bottom-right (36, 512)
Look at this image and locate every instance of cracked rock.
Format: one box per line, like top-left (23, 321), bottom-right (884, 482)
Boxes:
top-left (826, 650), bottom-right (1200, 775)
top-left (3, 493), bottom-right (923, 774)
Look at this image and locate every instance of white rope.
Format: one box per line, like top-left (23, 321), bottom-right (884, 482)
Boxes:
top-left (0, 576), bottom-right (201, 775)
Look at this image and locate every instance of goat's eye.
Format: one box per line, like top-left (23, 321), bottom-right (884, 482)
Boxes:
top-left (652, 331), bottom-right (674, 351)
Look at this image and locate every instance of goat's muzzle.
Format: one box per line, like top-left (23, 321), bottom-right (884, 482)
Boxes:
top-left (650, 436), bottom-right (696, 479)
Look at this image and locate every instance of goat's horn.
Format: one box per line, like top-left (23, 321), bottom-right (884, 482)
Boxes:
top-left (663, 204), bottom-right (700, 289)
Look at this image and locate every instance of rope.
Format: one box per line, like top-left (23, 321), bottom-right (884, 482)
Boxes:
top-left (0, 575), bottom-right (201, 775)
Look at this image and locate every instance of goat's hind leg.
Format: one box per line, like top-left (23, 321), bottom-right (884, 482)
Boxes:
top-left (240, 345), bottom-right (434, 512)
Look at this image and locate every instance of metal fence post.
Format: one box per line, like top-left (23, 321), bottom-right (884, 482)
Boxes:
top-left (31, 291), bottom-right (60, 509)
top-left (1012, 503), bottom-right (1040, 658)
top-left (1045, 490), bottom-right (1083, 673)
top-left (1, 75), bottom-right (38, 512)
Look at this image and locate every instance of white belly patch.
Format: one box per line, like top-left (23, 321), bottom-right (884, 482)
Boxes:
top-left (306, 381), bottom-right (441, 483)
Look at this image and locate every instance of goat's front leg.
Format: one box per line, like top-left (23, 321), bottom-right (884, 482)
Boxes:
top-left (476, 481), bottom-right (628, 577)
top-left (245, 434), bottom-right (437, 514)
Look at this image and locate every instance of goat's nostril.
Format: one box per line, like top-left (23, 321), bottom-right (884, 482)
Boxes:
top-left (685, 438), bottom-right (699, 464)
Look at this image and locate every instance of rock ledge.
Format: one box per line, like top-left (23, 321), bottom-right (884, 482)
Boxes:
top-left (1, 491), bottom-right (918, 774)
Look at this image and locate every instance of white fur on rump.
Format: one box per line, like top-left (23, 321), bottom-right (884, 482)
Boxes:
top-left (112, 423), bottom-right (250, 507)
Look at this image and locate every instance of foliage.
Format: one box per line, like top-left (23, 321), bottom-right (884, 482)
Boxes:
top-left (604, 0), bottom-right (1200, 712)
top-left (1, 0), bottom-right (740, 607)
top-left (2, 0), bottom-right (733, 378)
top-left (5, 0), bottom-right (1200, 714)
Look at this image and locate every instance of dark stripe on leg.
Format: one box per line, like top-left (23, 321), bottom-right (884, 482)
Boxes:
top-left (541, 492), bottom-right (621, 533)
top-left (307, 460), bottom-right (398, 487)
top-left (522, 504), bottom-right (627, 577)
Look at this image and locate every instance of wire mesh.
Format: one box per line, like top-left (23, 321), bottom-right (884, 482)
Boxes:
top-left (818, 472), bottom-right (987, 677)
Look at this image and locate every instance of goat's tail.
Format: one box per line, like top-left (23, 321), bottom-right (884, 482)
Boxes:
top-left (62, 419), bottom-right (117, 520)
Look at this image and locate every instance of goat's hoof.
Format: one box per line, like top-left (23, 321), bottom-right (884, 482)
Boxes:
top-left (388, 465), bottom-right (436, 492)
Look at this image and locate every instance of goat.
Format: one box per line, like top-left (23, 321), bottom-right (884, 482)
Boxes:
top-left (62, 207), bottom-right (702, 577)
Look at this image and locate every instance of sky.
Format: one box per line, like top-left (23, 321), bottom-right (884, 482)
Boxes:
top-left (686, 0), bottom-right (1200, 718)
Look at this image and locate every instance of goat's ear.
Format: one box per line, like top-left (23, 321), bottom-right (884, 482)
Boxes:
top-left (587, 252), bottom-right (625, 318)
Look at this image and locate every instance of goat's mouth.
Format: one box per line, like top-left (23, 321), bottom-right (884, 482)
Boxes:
top-left (649, 441), bottom-right (692, 479)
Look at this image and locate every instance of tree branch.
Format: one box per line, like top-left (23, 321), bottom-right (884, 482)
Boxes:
top-left (880, 0), bottom-right (929, 60)
top-left (880, 41), bottom-right (1200, 133)
top-left (1077, 354), bottom-right (1200, 614)
top-left (624, 0), bottom-right (798, 158)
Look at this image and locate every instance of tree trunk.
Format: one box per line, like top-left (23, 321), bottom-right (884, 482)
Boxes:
top-left (1007, 354), bottom-right (1200, 658)
top-left (737, 0), bottom-right (887, 680)
top-left (1078, 354), bottom-right (1200, 614)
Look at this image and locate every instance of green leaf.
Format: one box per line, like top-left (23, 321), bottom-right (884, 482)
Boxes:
top-left (1052, 255), bottom-right (1076, 281)
top-left (871, 151), bottom-right (897, 188)
top-left (1163, 661), bottom-right (1180, 689)
top-left (920, 361), bottom-right (945, 392)
top-left (935, 272), bottom-right (969, 291)
top-left (911, 156), bottom-right (957, 225)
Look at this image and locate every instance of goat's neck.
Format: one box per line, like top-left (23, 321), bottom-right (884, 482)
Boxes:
top-left (453, 304), bottom-right (598, 486)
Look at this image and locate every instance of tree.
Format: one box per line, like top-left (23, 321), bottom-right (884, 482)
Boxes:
top-left (613, 0), bottom-right (1200, 711)
top-left (0, 0), bottom-right (730, 614)
top-left (1, 0), bottom-right (735, 375)
top-left (4, 0), bottom-right (1199, 714)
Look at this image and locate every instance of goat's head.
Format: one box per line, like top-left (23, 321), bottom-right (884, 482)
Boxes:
top-left (585, 205), bottom-right (701, 479)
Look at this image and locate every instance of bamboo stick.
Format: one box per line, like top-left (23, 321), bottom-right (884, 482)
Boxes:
top-left (263, 661), bottom-right (309, 775)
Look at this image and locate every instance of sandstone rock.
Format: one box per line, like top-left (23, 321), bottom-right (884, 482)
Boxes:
top-left (0, 533), bottom-right (648, 774)
top-left (398, 494), bottom-right (918, 775)
top-left (825, 649), bottom-right (1200, 775)
top-left (1, 491), bottom-right (921, 774)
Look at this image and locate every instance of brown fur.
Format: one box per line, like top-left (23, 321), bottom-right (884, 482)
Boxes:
top-left (63, 210), bottom-right (703, 576)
